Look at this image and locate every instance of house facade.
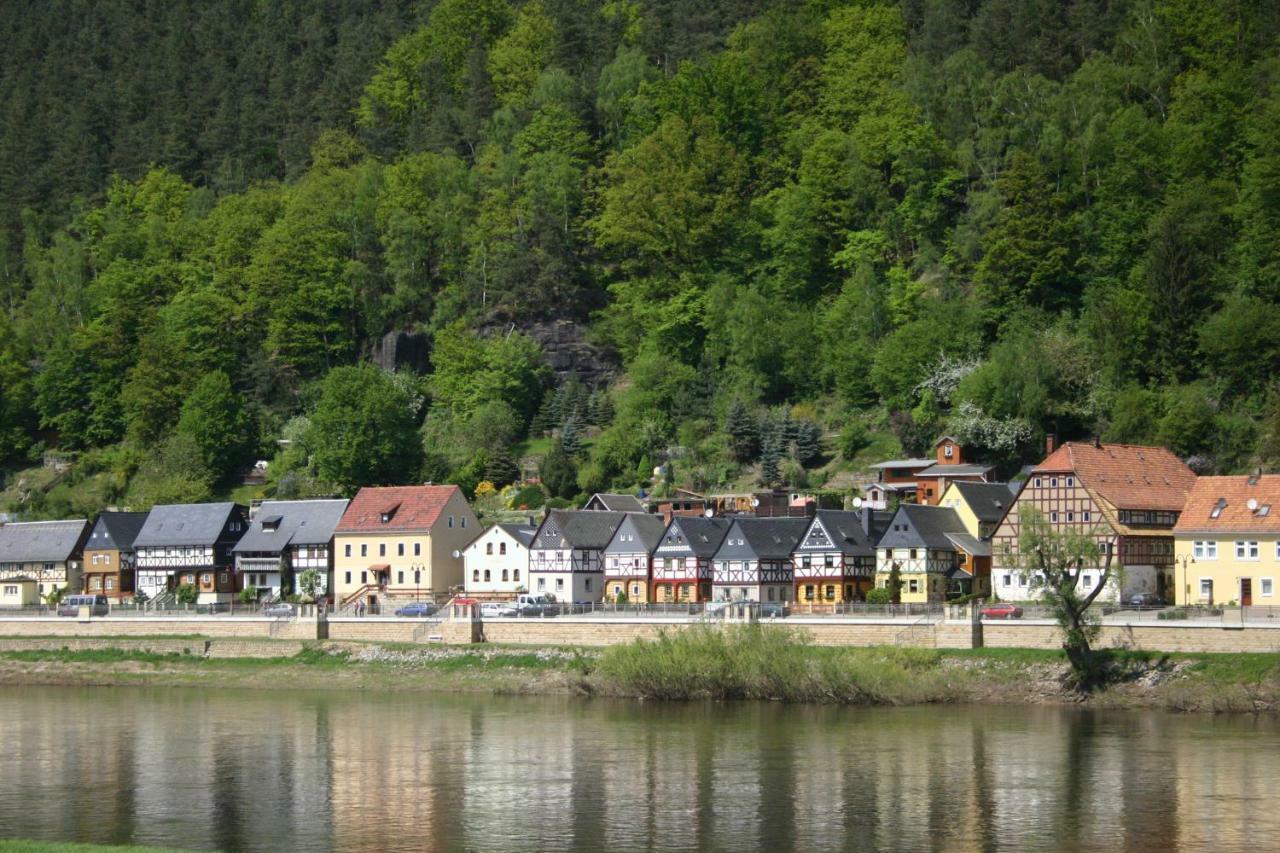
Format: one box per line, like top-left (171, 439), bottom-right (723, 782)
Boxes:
top-left (603, 513), bottom-right (667, 602)
top-left (82, 511), bottom-right (149, 602)
top-left (232, 499), bottom-right (349, 601)
top-left (0, 519), bottom-right (90, 598)
top-left (867, 458), bottom-right (934, 506)
top-left (134, 503), bottom-right (250, 604)
top-left (464, 523), bottom-right (536, 597)
top-left (913, 437), bottom-right (995, 506)
top-left (711, 517), bottom-right (807, 603)
top-left (792, 508), bottom-right (889, 605)
top-left (0, 577), bottom-right (38, 607)
top-left (528, 510), bottom-right (628, 603)
top-left (333, 485), bottom-right (478, 611)
top-left (1172, 474), bottom-right (1280, 607)
top-left (990, 443), bottom-right (1196, 603)
top-left (650, 516), bottom-right (731, 603)
top-left (875, 504), bottom-right (968, 603)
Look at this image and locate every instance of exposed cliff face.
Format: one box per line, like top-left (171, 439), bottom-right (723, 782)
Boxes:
top-left (483, 320), bottom-right (618, 390)
top-left (371, 330), bottom-right (431, 374)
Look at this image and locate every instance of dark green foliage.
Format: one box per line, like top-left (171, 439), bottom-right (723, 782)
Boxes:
top-left (174, 371), bottom-right (253, 486)
top-left (724, 399), bottom-right (760, 463)
top-left (540, 437), bottom-right (578, 499)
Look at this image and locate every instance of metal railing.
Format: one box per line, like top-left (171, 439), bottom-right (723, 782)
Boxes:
top-left (0, 601), bottom-right (313, 619)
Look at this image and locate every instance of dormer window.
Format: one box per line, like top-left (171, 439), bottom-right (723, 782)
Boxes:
top-left (262, 516), bottom-right (282, 533)
top-left (380, 503), bottom-right (401, 524)
top-left (1210, 498), bottom-right (1226, 519)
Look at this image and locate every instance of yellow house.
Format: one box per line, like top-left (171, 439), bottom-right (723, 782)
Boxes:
top-left (0, 576), bottom-right (39, 607)
top-left (874, 504), bottom-right (969, 604)
top-left (333, 485), bottom-right (479, 612)
top-left (1172, 475), bottom-right (1280, 607)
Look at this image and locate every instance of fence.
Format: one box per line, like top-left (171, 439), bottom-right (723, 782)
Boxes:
top-left (0, 601), bottom-right (318, 619)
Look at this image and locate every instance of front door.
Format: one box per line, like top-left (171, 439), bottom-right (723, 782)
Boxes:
top-left (1241, 578), bottom-right (1253, 606)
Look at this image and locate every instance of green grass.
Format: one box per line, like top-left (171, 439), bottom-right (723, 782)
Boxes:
top-left (0, 841), bottom-right (184, 852)
top-left (0, 648), bottom-right (194, 665)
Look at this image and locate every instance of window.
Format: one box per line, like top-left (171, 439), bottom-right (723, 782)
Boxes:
top-left (344, 544), bottom-right (351, 557)
top-left (1050, 511), bottom-right (1059, 523)
top-left (825, 584), bottom-right (835, 600)
top-left (585, 578), bottom-right (592, 591)
top-left (104, 577), bottom-right (115, 591)
top-left (398, 544), bottom-right (405, 557)
top-left (515, 569), bottom-right (521, 582)
top-left (884, 549), bottom-right (893, 560)
top-left (1237, 541), bottom-right (1260, 560)
top-left (499, 542), bottom-right (507, 556)
top-left (3, 585), bottom-right (14, 596)
top-left (379, 544), bottom-right (386, 557)
top-left (1066, 477), bottom-right (1074, 487)
top-left (944, 444), bottom-right (953, 458)
top-left (414, 543), bottom-right (420, 556)
top-left (486, 543), bottom-right (493, 555)
top-left (104, 554), bottom-right (110, 565)
top-left (1199, 578), bottom-right (1213, 599)
top-left (804, 584), bottom-right (815, 601)
top-left (1263, 578), bottom-right (1274, 597)
top-left (1082, 574), bottom-right (1092, 589)
top-left (767, 587), bottom-right (775, 601)
top-left (908, 579), bottom-right (919, 593)
top-left (909, 549), bottom-right (917, 560)
top-left (448, 516), bottom-right (454, 528)
top-left (461, 517), bottom-right (467, 528)
top-left (414, 571), bottom-right (420, 584)
top-left (484, 570), bottom-right (491, 582)
top-left (502, 570), bottom-right (509, 582)
top-left (1210, 499), bottom-right (1226, 519)
top-left (360, 544), bottom-right (367, 557)
top-left (361, 571), bottom-right (367, 584)
top-left (345, 572), bottom-right (351, 584)
top-left (1034, 478), bottom-right (1042, 488)
top-left (1082, 511), bottom-right (1091, 523)
top-left (473, 570), bottom-right (479, 582)
top-left (1066, 512), bottom-right (1074, 522)
top-left (555, 578), bottom-right (564, 591)
top-left (92, 555), bottom-right (99, 566)
top-left (1050, 478), bottom-right (1058, 488)
top-left (1002, 574), bottom-right (1011, 587)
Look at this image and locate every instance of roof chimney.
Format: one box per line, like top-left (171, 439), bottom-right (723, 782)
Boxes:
top-left (1249, 467), bottom-right (1262, 486)
top-left (1045, 433), bottom-right (1057, 457)
top-left (861, 506), bottom-right (873, 538)
top-left (1093, 436), bottom-right (1102, 450)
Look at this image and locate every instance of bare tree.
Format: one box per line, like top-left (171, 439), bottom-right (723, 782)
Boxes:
top-left (1003, 508), bottom-right (1116, 680)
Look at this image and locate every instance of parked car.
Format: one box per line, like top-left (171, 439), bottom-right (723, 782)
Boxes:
top-left (57, 594), bottom-right (109, 617)
top-left (261, 602), bottom-right (295, 618)
top-left (1125, 593), bottom-right (1166, 608)
top-left (515, 594), bottom-right (557, 616)
top-left (480, 601), bottom-right (518, 618)
top-left (980, 602), bottom-right (1023, 619)
top-left (394, 601), bottom-right (438, 618)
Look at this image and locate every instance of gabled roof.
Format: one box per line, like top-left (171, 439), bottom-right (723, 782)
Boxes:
top-left (945, 532), bottom-right (991, 558)
top-left (604, 513), bottom-right (668, 554)
top-left (948, 482), bottom-right (1014, 524)
top-left (0, 520), bottom-right (90, 563)
top-left (721, 517), bottom-right (808, 560)
top-left (585, 493), bottom-right (646, 512)
top-left (532, 510), bottom-right (629, 551)
top-left (878, 504), bottom-right (967, 551)
top-left (134, 503), bottom-right (244, 548)
top-left (335, 486), bottom-right (462, 534)
top-left (656, 516), bottom-right (732, 558)
top-left (232, 499), bottom-right (349, 553)
top-left (869, 458), bottom-right (935, 470)
top-left (796, 510), bottom-right (890, 557)
top-left (1173, 475), bottom-right (1280, 534)
top-left (86, 511), bottom-right (150, 552)
top-left (1033, 443), bottom-right (1195, 512)
top-left (496, 523), bottom-right (538, 548)
top-left (916, 463), bottom-right (993, 478)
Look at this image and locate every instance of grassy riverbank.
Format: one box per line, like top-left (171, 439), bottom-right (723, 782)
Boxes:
top-left (1, 627), bottom-right (1277, 712)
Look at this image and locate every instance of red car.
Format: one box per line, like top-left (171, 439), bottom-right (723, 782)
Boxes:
top-left (981, 602), bottom-right (1023, 619)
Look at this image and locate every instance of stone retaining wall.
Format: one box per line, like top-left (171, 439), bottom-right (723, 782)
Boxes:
top-left (0, 617), bottom-right (319, 641)
top-left (0, 637), bottom-right (308, 658)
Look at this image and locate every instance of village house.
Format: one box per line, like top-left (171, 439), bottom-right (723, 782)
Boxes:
top-left (82, 511), bottom-right (149, 602)
top-left (912, 437), bottom-right (995, 506)
top-left (333, 485), bottom-right (478, 612)
top-left (934, 480), bottom-right (1015, 597)
top-left (232, 499), bottom-right (349, 601)
top-left (865, 458), bottom-right (934, 507)
top-left (875, 504), bottom-right (970, 603)
top-left (133, 503), bottom-right (250, 604)
top-left (0, 519), bottom-right (90, 599)
top-left (990, 442), bottom-right (1196, 603)
top-left (603, 512), bottom-right (667, 602)
top-left (0, 577), bottom-right (39, 608)
top-left (650, 516), bottom-right (731, 603)
top-left (792, 507), bottom-right (890, 606)
top-left (651, 488), bottom-right (711, 523)
top-left (1172, 473), bottom-right (1280, 607)
top-left (528, 510), bottom-right (628, 603)
top-left (464, 522), bottom-right (537, 598)
top-left (712, 516), bottom-right (807, 603)
top-left (583, 493), bottom-right (646, 512)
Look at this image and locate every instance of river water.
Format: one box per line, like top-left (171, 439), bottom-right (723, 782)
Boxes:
top-left (0, 686), bottom-right (1276, 851)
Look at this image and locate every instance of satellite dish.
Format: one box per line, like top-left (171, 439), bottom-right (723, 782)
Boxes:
top-left (704, 508), bottom-right (715, 518)
top-left (451, 549), bottom-right (461, 559)
top-left (750, 498), bottom-right (760, 508)
top-left (1248, 498), bottom-right (1260, 512)
top-left (852, 497), bottom-right (864, 509)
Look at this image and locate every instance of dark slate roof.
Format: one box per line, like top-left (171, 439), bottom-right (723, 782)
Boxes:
top-left (0, 520), bottom-right (90, 563)
top-left (718, 517), bottom-right (808, 561)
top-left (949, 481), bottom-right (1015, 524)
top-left (796, 510), bottom-right (892, 557)
top-left (497, 523), bottom-right (538, 548)
top-left (135, 503), bottom-right (244, 548)
top-left (869, 458), bottom-right (934, 470)
top-left (878, 504), bottom-right (967, 551)
top-left (232, 499), bottom-right (349, 553)
top-left (86, 511), bottom-right (149, 552)
top-left (945, 532), bottom-right (991, 558)
top-left (656, 517), bottom-right (732, 559)
top-left (604, 513), bottom-right (668, 555)
top-left (532, 510), bottom-right (629, 551)
top-left (916, 463), bottom-right (995, 477)
top-left (585, 493), bottom-right (646, 512)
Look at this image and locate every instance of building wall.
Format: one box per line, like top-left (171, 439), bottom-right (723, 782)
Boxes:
top-left (605, 576), bottom-right (650, 602)
top-left (464, 527), bottom-right (529, 596)
top-left (83, 547), bottom-right (132, 600)
top-left (1173, 535), bottom-right (1280, 606)
top-left (0, 580), bottom-right (38, 607)
top-left (528, 569), bottom-right (600, 603)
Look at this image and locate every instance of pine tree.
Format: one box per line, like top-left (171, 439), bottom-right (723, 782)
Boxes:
top-left (560, 411), bottom-right (583, 457)
top-left (725, 399), bottom-right (760, 463)
top-left (791, 419), bottom-right (822, 466)
top-left (540, 437), bottom-right (578, 499)
top-left (759, 428), bottom-right (783, 487)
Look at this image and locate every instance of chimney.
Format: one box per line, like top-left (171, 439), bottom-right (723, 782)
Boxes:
top-left (1045, 433), bottom-right (1057, 456)
top-left (861, 506), bottom-right (873, 538)
top-left (1093, 436), bottom-right (1102, 450)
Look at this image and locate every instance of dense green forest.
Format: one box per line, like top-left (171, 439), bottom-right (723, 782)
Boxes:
top-left (2, 0), bottom-right (1280, 516)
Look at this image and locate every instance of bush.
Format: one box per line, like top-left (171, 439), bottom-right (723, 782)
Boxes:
top-left (175, 584), bottom-right (199, 605)
top-left (865, 587), bottom-right (892, 605)
top-left (545, 497), bottom-right (573, 509)
top-left (239, 586), bottom-right (259, 605)
top-left (508, 484), bottom-right (545, 509)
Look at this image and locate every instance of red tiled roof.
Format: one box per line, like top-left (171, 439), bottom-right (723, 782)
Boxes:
top-left (1033, 443), bottom-right (1195, 511)
top-left (1173, 475), bottom-right (1280, 533)
top-left (335, 485), bottom-right (460, 533)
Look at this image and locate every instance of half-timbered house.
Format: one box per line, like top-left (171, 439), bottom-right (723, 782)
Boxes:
top-left (792, 508), bottom-right (890, 606)
top-left (651, 516), bottom-right (732, 603)
top-left (232, 499), bottom-right (349, 601)
top-left (711, 517), bottom-right (808, 603)
top-left (603, 513), bottom-right (667, 602)
top-left (0, 519), bottom-right (91, 599)
top-left (82, 511), bottom-right (149, 602)
top-left (528, 510), bottom-right (629, 603)
top-left (990, 442), bottom-right (1196, 602)
top-left (875, 504), bottom-right (969, 603)
top-left (134, 503), bottom-right (249, 604)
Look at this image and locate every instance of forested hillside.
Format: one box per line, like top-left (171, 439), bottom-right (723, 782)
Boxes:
top-left (2, 0), bottom-right (1279, 516)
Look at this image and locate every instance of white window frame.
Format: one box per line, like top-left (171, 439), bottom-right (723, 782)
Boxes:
top-left (1262, 578), bottom-right (1274, 597)
top-left (1237, 541), bottom-right (1260, 560)
top-left (1199, 578), bottom-right (1213, 599)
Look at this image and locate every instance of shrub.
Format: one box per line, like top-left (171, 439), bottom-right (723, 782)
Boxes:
top-left (509, 484), bottom-right (545, 509)
top-left (239, 586), bottom-right (259, 605)
top-left (175, 584), bottom-right (199, 605)
top-left (865, 587), bottom-right (891, 605)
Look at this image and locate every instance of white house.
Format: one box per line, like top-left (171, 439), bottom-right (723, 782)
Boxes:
top-left (464, 522), bottom-right (537, 597)
top-left (528, 510), bottom-right (628, 604)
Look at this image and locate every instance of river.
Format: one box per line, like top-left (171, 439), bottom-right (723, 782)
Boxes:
top-left (0, 686), bottom-right (1276, 851)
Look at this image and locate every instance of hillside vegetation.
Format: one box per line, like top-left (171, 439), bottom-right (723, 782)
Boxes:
top-left (1, 0), bottom-right (1279, 515)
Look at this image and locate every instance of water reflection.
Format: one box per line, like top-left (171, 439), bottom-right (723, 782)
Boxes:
top-left (0, 687), bottom-right (1276, 851)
